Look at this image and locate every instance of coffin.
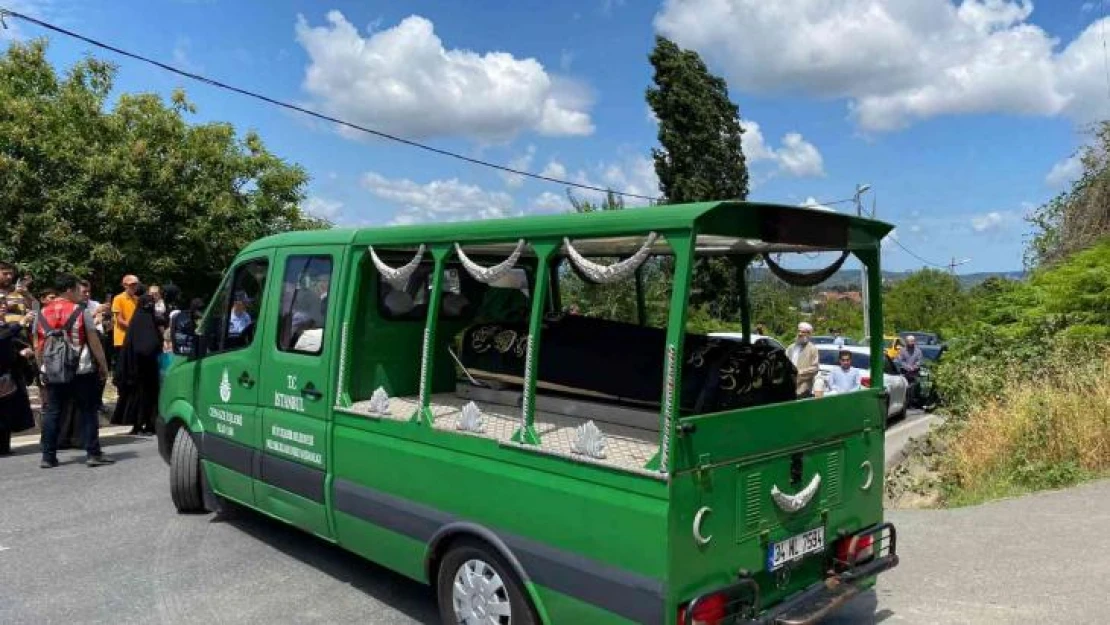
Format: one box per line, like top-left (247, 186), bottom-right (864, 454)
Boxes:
top-left (456, 314), bottom-right (796, 414)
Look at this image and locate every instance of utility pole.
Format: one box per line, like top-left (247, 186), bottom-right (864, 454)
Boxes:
top-left (947, 257), bottom-right (970, 275)
top-left (854, 184), bottom-right (872, 339)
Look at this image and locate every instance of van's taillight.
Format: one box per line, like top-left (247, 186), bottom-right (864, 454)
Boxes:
top-left (678, 592), bottom-right (728, 625)
top-left (861, 375), bottom-right (871, 388)
top-left (836, 533), bottom-right (875, 566)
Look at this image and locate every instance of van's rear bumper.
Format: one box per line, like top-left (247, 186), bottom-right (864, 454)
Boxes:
top-left (684, 523), bottom-right (899, 625)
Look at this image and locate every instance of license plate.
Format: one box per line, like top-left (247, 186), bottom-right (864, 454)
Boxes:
top-left (767, 527), bottom-right (825, 571)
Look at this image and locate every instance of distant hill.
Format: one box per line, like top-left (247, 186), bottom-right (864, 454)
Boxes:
top-left (747, 267), bottom-right (1025, 289)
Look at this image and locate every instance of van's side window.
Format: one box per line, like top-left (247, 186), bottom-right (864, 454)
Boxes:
top-left (204, 258), bottom-right (269, 354)
top-left (277, 255), bottom-right (332, 355)
top-left (377, 264), bottom-right (494, 321)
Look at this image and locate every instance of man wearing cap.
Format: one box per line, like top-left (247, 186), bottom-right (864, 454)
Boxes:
top-left (786, 321), bottom-right (820, 398)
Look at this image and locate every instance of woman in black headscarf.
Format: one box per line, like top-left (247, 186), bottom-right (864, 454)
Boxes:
top-left (0, 301), bottom-right (36, 455)
top-left (110, 289), bottom-right (162, 435)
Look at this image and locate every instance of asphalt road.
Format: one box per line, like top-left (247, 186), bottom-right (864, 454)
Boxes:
top-left (3, 423), bottom-right (1107, 625)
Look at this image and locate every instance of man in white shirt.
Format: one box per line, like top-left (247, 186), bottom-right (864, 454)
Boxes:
top-left (826, 350), bottom-right (863, 394)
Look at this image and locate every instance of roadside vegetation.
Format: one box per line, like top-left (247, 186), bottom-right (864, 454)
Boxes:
top-left (890, 125), bottom-right (1110, 508)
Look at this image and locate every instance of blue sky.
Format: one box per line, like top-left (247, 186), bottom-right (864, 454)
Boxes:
top-left (4, 0), bottom-right (1107, 273)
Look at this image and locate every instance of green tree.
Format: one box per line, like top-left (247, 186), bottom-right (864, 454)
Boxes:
top-left (747, 278), bottom-right (813, 339)
top-left (0, 40), bottom-right (326, 298)
top-left (645, 36), bottom-right (750, 320)
top-left (814, 297), bottom-right (864, 340)
top-left (883, 269), bottom-right (971, 336)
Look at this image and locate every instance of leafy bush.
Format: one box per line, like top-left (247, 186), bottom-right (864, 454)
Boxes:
top-left (934, 238), bottom-right (1110, 418)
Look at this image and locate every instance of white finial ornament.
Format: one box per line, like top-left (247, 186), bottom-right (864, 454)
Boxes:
top-left (571, 420), bottom-right (607, 459)
top-left (368, 387), bottom-right (390, 415)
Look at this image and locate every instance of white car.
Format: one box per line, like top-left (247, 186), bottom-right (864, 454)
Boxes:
top-left (815, 345), bottom-right (908, 420)
top-left (708, 332), bottom-right (787, 352)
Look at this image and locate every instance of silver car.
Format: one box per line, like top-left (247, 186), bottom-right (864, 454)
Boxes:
top-left (815, 345), bottom-right (908, 420)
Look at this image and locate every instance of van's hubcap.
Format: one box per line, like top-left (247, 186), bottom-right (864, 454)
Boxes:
top-left (452, 559), bottom-right (511, 624)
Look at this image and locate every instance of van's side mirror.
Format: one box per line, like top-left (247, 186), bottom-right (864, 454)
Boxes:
top-left (189, 333), bottom-right (208, 361)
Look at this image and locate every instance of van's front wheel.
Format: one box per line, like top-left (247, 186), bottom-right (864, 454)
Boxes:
top-left (436, 540), bottom-right (536, 625)
top-left (169, 427), bottom-right (204, 513)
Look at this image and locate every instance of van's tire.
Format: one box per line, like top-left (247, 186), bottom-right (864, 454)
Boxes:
top-left (169, 427), bottom-right (204, 513)
top-left (436, 538), bottom-right (536, 625)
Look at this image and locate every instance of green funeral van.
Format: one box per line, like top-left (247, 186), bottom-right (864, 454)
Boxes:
top-left (156, 200), bottom-right (899, 625)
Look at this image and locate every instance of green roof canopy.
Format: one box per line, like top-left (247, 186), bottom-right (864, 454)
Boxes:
top-left (242, 201), bottom-right (894, 257)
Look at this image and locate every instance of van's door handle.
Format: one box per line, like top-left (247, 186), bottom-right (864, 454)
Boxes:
top-left (238, 371), bottom-right (255, 389)
top-left (301, 382), bottom-right (323, 401)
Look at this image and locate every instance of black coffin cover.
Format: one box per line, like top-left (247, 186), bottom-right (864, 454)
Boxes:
top-left (457, 315), bottom-right (796, 414)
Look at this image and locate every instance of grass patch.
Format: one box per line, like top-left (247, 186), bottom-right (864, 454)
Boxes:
top-left (889, 350), bottom-right (1110, 508)
top-left (939, 351), bottom-right (1110, 506)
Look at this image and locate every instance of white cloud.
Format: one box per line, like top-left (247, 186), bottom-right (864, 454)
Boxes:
top-left (1081, 1), bottom-right (1098, 14)
top-left (303, 196), bottom-right (344, 220)
top-left (1045, 152), bottom-right (1083, 187)
top-left (531, 191), bottom-right (569, 213)
top-left (655, 0), bottom-right (1110, 131)
top-left (777, 132), bottom-right (825, 177)
top-left (540, 160), bottom-right (569, 179)
top-left (295, 12), bottom-right (594, 142)
top-left (362, 172), bottom-right (516, 225)
top-left (741, 121), bottom-right (825, 177)
top-left (601, 0), bottom-right (626, 16)
top-left (172, 37), bottom-right (202, 72)
top-left (501, 145), bottom-right (536, 188)
top-left (559, 49), bottom-right (575, 72)
top-left (800, 196), bottom-right (835, 212)
top-left (967, 208), bottom-right (1016, 233)
top-left (536, 155), bottom-right (661, 207)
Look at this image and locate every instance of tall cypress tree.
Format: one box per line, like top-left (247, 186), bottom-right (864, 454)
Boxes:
top-left (646, 36), bottom-right (748, 204)
top-left (646, 36), bottom-right (750, 316)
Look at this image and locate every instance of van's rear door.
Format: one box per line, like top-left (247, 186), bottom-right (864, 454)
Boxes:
top-left (667, 391), bottom-right (887, 617)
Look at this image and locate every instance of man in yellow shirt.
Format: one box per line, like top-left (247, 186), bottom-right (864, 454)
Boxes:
top-left (111, 275), bottom-right (140, 347)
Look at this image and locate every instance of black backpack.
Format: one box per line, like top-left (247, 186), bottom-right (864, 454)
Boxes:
top-left (38, 306), bottom-right (83, 385)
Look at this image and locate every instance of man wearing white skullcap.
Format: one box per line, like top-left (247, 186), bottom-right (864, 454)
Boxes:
top-left (786, 321), bottom-right (820, 397)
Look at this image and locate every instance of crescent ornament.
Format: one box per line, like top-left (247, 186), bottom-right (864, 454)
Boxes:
top-left (368, 244), bottom-right (426, 289)
top-left (563, 232), bottom-right (658, 284)
top-left (860, 460), bottom-right (874, 491)
top-left (455, 239), bottom-right (526, 284)
top-left (770, 473), bottom-right (822, 513)
top-left (693, 506), bottom-right (713, 546)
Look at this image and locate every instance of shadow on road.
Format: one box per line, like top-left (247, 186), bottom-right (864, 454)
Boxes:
top-left (216, 503), bottom-right (439, 624)
top-left (820, 590), bottom-right (897, 624)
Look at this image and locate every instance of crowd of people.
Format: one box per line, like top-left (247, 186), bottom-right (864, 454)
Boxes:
top-left (0, 262), bottom-right (202, 467)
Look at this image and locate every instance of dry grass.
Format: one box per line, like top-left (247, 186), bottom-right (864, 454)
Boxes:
top-left (942, 352), bottom-right (1110, 505)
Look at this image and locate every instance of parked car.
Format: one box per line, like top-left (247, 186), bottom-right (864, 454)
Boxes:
top-left (815, 345), bottom-right (908, 420)
top-left (860, 335), bottom-right (904, 359)
top-left (709, 331), bottom-right (787, 352)
top-left (810, 335), bottom-right (837, 345)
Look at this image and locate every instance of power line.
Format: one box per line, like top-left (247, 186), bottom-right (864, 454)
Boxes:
top-left (0, 7), bottom-right (662, 202)
top-left (889, 237), bottom-right (948, 268)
